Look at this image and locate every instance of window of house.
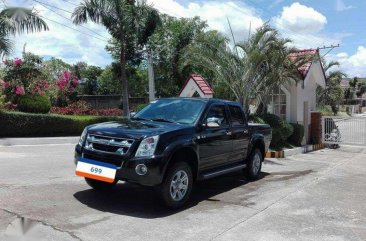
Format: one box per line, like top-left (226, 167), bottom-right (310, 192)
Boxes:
top-left (269, 86), bottom-right (286, 120)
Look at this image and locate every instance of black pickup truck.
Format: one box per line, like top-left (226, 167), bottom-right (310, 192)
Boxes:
top-left (74, 98), bottom-right (271, 208)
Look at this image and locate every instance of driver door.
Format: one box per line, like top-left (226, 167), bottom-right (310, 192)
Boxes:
top-left (197, 104), bottom-right (233, 170)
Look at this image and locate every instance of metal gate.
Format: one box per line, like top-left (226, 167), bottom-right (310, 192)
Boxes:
top-left (322, 116), bottom-right (366, 146)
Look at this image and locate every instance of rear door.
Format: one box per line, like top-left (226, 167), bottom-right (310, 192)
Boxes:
top-left (197, 104), bottom-right (233, 170)
top-left (228, 105), bottom-right (250, 162)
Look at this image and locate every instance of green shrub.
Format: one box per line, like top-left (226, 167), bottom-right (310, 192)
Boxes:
top-left (0, 111), bottom-right (122, 137)
top-left (288, 123), bottom-right (304, 147)
top-left (135, 103), bottom-right (148, 112)
top-left (260, 113), bottom-right (294, 150)
top-left (17, 95), bottom-right (51, 114)
top-left (248, 114), bottom-right (265, 124)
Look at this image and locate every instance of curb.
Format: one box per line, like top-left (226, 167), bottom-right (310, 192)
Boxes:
top-left (0, 137), bottom-right (79, 146)
top-left (265, 143), bottom-right (325, 158)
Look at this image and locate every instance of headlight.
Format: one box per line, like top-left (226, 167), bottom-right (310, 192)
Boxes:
top-left (78, 128), bottom-right (87, 146)
top-left (135, 135), bottom-right (159, 157)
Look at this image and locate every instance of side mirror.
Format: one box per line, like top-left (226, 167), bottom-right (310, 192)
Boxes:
top-left (130, 112), bottom-right (136, 117)
top-left (206, 117), bottom-right (221, 128)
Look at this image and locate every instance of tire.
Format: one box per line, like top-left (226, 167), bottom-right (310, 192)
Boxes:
top-left (85, 177), bottom-right (117, 190)
top-left (159, 162), bottom-right (193, 209)
top-left (244, 148), bottom-right (263, 180)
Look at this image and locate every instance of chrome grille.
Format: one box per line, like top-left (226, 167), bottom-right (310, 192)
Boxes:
top-left (85, 134), bottom-right (134, 155)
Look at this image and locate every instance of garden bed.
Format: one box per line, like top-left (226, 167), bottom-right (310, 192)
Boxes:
top-left (0, 111), bottom-right (122, 137)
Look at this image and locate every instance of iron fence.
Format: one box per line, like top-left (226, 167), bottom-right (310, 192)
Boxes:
top-left (322, 116), bottom-right (366, 146)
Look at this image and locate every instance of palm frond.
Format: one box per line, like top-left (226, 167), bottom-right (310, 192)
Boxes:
top-left (0, 7), bottom-right (48, 35)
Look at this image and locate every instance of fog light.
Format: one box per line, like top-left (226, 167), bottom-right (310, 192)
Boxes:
top-left (135, 164), bottom-right (148, 175)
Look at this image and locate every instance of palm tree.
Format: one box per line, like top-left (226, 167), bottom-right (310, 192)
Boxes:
top-left (317, 61), bottom-right (346, 115)
top-left (72, 0), bottom-right (160, 117)
top-left (0, 7), bottom-right (48, 57)
top-left (183, 24), bottom-right (306, 111)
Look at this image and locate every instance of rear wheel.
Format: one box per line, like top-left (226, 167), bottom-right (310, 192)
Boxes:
top-left (159, 162), bottom-right (193, 209)
top-left (244, 148), bottom-right (263, 180)
top-left (85, 178), bottom-right (117, 190)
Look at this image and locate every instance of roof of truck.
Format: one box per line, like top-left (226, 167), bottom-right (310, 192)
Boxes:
top-left (158, 97), bottom-right (242, 106)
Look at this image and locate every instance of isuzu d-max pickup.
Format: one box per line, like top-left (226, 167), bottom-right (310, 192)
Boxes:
top-left (74, 98), bottom-right (271, 208)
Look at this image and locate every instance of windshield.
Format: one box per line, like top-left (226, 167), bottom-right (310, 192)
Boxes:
top-left (133, 99), bottom-right (205, 125)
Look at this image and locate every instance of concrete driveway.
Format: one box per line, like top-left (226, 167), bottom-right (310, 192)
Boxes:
top-left (0, 139), bottom-right (365, 241)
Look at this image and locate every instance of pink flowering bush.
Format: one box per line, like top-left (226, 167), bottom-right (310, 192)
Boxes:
top-left (28, 79), bottom-right (49, 95)
top-left (14, 58), bottom-right (23, 66)
top-left (50, 101), bottom-right (122, 116)
top-left (56, 70), bottom-right (79, 106)
top-left (1, 53), bottom-right (53, 113)
top-left (15, 86), bottom-right (25, 95)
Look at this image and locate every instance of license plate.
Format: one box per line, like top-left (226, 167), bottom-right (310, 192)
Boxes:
top-left (75, 158), bottom-right (117, 183)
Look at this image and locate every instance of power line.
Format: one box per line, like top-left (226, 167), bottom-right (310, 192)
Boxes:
top-left (33, 0), bottom-right (73, 14)
top-left (39, 15), bottom-right (109, 43)
top-left (36, 1), bottom-right (109, 40)
top-left (61, 0), bottom-right (79, 7)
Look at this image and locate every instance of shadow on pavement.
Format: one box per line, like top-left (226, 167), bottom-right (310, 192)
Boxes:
top-left (73, 171), bottom-right (269, 219)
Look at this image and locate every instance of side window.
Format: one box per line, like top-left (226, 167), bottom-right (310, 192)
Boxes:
top-left (229, 105), bottom-right (245, 126)
top-left (205, 105), bottom-right (229, 128)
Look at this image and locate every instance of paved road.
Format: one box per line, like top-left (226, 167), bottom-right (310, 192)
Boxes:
top-left (0, 141), bottom-right (365, 241)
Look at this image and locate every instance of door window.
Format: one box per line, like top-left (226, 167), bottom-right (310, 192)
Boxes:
top-left (229, 105), bottom-right (245, 126)
top-left (206, 105), bottom-right (229, 128)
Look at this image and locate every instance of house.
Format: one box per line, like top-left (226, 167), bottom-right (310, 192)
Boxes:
top-left (179, 74), bottom-right (214, 98)
top-left (267, 49), bottom-right (326, 143)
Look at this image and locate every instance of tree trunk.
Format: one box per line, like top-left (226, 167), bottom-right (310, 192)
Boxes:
top-left (120, 47), bottom-right (129, 117)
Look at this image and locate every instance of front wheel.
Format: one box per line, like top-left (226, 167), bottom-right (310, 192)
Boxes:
top-left (244, 148), bottom-right (263, 180)
top-left (85, 178), bottom-right (117, 190)
top-left (159, 162), bottom-right (193, 209)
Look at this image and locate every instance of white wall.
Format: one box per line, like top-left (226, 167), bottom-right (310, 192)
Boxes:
top-left (179, 79), bottom-right (213, 98)
top-left (291, 61), bottom-right (325, 143)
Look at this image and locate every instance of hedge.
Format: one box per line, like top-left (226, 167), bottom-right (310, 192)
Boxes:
top-left (17, 94), bottom-right (51, 114)
top-left (0, 111), bottom-right (122, 137)
top-left (288, 123), bottom-right (304, 147)
top-left (260, 113), bottom-right (294, 150)
top-left (247, 114), bottom-right (265, 124)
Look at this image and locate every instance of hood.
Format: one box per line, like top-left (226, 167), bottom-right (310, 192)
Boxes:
top-left (86, 119), bottom-right (188, 140)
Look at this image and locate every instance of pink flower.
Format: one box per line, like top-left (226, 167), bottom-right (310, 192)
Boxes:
top-left (14, 58), bottom-right (23, 66)
top-left (63, 70), bottom-right (70, 81)
top-left (15, 85), bottom-right (25, 95)
top-left (3, 82), bottom-right (12, 88)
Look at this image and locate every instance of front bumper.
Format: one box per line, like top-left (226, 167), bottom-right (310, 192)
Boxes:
top-left (74, 146), bottom-right (166, 186)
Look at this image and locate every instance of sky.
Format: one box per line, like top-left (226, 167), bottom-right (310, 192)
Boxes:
top-left (5, 0), bottom-right (366, 77)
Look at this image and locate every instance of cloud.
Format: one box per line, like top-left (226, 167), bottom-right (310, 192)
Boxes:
top-left (8, 0), bottom-right (112, 67)
top-left (329, 47), bottom-right (366, 77)
top-left (273, 2), bottom-right (327, 33)
top-left (335, 0), bottom-right (354, 12)
top-left (269, 0), bottom-right (285, 9)
top-left (271, 2), bottom-right (345, 49)
top-left (148, 0), bottom-right (263, 43)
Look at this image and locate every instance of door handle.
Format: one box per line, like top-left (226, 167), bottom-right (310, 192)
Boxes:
top-left (226, 131), bottom-right (232, 135)
top-left (243, 129), bottom-right (249, 134)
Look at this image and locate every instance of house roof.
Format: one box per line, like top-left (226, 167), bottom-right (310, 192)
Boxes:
top-left (340, 79), bottom-right (350, 88)
top-left (288, 49), bottom-right (319, 79)
top-left (179, 74), bottom-right (214, 96)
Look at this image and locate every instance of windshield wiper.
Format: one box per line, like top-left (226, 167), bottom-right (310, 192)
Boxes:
top-left (131, 117), bottom-right (151, 121)
top-left (151, 118), bottom-right (177, 124)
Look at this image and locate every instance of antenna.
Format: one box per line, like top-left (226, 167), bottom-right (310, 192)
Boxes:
top-left (248, 21), bottom-right (251, 41)
top-left (226, 17), bottom-right (239, 57)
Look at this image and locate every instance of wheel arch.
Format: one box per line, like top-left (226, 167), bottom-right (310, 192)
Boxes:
top-left (249, 135), bottom-right (266, 160)
top-left (164, 146), bottom-right (199, 181)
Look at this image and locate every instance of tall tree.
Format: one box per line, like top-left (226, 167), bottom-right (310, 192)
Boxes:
top-left (0, 7), bottom-right (48, 57)
top-left (183, 23), bottom-right (305, 111)
top-left (317, 61), bottom-right (346, 115)
top-left (72, 0), bottom-right (160, 116)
